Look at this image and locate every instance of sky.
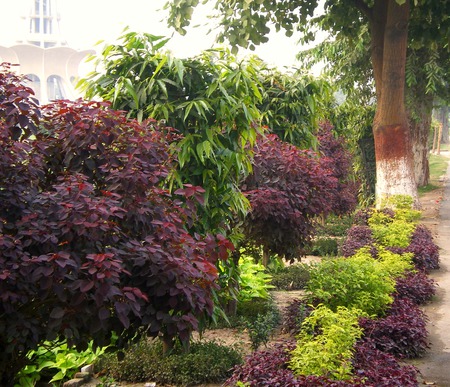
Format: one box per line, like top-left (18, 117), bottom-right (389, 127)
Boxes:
top-left (0, 0), bottom-right (318, 71)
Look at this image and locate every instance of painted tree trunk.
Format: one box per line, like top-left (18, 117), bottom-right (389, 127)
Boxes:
top-left (370, 0), bottom-right (419, 207)
top-left (408, 94), bottom-right (433, 187)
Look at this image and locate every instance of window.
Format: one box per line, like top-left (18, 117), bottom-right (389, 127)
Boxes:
top-left (25, 74), bottom-right (41, 102)
top-left (47, 75), bottom-right (65, 100)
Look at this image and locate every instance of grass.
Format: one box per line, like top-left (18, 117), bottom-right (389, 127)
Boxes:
top-left (418, 150), bottom-right (449, 195)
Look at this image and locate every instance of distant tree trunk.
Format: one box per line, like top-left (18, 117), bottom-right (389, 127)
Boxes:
top-left (441, 106), bottom-right (449, 144)
top-left (436, 123), bottom-right (443, 155)
top-left (369, 0), bottom-right (418, 207)
top-left (408, 93), bottom-right (433, 187)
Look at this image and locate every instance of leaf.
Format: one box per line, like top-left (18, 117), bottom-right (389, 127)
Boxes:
top-left (50, 307), bottom-right (65, 319)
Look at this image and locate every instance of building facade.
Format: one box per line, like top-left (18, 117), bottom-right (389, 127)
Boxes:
top-left (0, 0), bottom-right (93, 104)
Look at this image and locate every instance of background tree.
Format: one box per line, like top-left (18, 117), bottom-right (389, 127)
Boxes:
top-left (240, 123), bottom-right (357, 266)
top-left (166, 0), bottom-right (450, 207)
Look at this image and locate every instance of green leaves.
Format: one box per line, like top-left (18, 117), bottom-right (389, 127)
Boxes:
top-left (289, 305), bottom-right (363, 380)
top-left (81, 34), bottom-right (266, 236)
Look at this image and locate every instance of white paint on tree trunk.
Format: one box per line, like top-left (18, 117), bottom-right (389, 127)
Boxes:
top-left (375, 156), bottom-right (420, 208)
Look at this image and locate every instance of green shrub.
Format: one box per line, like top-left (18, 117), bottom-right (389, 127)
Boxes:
top-left (368, 210), bottom-right (416, 248)
top-left (306, 255), bottom-right (394, 316)
top-left (246, 303), bottom-right (281, 351)
top-left (236, 298), bottom-right (277, 323)
top-left (377, 247), bottom-right (414, 278)
top-left (238, 255), bottom-right (274, 302)
top-left (270, 264), bottom-right (311, 290)
top-left (316, 214), bottom-right (355, 237)
top-left (98, 339), bottom-right (242, 385)
top-left (289, 305), bottom-right (364, 380)
top-left (309, 237), bottom-right (339, 256)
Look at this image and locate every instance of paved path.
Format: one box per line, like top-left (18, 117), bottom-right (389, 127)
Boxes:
top-left (415, 162), bottom-right (450, 386)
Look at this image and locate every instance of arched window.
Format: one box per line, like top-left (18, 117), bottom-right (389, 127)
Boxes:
top-left (47, 75), bottom-right (65, 100)
top-left (25, 74), bottom-right (41, 102)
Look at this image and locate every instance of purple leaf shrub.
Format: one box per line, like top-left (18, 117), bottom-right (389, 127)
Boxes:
top-left (359, 297), bottom-right (429, 358)
top-left (0, 66), bottom-right (232, 384)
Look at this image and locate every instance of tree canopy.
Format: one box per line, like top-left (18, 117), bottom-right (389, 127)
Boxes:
top-left (165, 0), bottom-right (450, 206)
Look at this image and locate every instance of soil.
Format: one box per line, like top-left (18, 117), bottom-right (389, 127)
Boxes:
top-left (95, 154), bottom-right (450, 387)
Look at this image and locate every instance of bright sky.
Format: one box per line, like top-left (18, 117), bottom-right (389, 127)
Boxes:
top-left (0, 0), bottom-right (313, 71)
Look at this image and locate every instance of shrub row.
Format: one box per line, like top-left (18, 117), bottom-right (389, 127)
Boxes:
top-left (229, 198), bottom-right (438, 386)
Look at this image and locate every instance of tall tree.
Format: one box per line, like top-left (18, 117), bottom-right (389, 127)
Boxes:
top-left (166, 0), bottom-right (450, 206)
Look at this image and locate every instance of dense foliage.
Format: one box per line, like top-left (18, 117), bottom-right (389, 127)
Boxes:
top-left (80, 32), bottom-right (264, 236)
top-left (99, 339), bottom-right (242, 385)
top-left (226, 339), bottom-right (419, 386)
top-left (0, 66), bottom-right (232, 384)
top-left (289, 306), bottom-right (363, 380)
top-left (241, 133), bottom-right (338, 259)
top-left (359, 297), bottom-right (429, 358)
top-left (394, 270), bottom-right (436, 305)
top-left (317, 121), bottom-right (358, 216)
top-left (306, 255), bottom-right (395, 316)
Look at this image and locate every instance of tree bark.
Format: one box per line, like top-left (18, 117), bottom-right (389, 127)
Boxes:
top-left (370, 0), bottom-right (419, 207)
top-left (408, 93), bottom-right (433, 187)
top-left (441, 106), bottom-right (449, 144)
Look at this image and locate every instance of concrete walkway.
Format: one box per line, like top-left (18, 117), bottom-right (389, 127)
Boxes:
top-left (415, 162), bottom-right (450, 386)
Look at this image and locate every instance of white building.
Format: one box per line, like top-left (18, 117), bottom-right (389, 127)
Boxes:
top-left (0, 0), bottom-right (93, 103)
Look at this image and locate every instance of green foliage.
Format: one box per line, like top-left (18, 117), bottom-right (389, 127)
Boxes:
top-left (306, 255), bottom-right (395, 316)
top-left (353, 247), bottom-right (414, 280)
top-left (289, 305), bottom-right (364, 380)
top-left (259, 70), bottom-right (336, 148)
top-left (309, 237), bottom-right (339, 256)
top-left (246, 303), bottom-right (281, 351)
top-left (237, 255), bottom-right (274, 302)
top-left (98, 339), bottom-right (242, 385)
top-left (80, 31), bottom-right (265, 236)
top-left (316, 214), bottom-right (355, 238)
top-left (368, 209), bottom-right (417, 248)
top-left (270, 264), bottom-right (311, 291)
top-left (15, 340), bottom-right (107, 386)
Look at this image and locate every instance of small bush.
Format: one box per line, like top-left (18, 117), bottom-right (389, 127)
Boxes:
top-left (281, 299), bottom-right (313, 335)
top-left (246, 305), bottom-right (281, 351)
top-left (316, 214), bottom-right (354, 237)
top-left (352, 339), bottom-right (419, 386)
top-left (98, 339), bottom-right (242, 385)
top-left (394, 270), bottom-right (437, 304)
top-left (236, 298), bottom-right (277, 324)
top-left (369, 211), bottom-right (415, 248)
top-left (270, 264), bottom-right (311, 290)
top-left (408, 224), bottom-right (440, 271)
top-left (340, 225), bottom-right (377, 257)
top-left (373, 247), bottom-right (414, 279)
top-left (306, 255), bottom-right (394, 316)
top-left (289, 306), bottom-right (364, 380)
top-left (359, 297), bottom-right (429, 358)
top-left (309, 237), bottom-right (339, 256)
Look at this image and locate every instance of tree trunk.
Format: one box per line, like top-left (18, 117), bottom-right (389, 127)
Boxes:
top-left (370, 0), bottom-right (419, 207)
top-left (408, 93), bottom-right (433, 187)
top-left (441, 106), bottom-right (449, 144)
top-left (437, 122), bottom-right (442, 155)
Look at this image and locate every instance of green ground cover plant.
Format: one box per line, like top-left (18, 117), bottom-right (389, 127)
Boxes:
top-left (97, 339), bottom-right (242, 386)
top-left (15, 340), bottom-right (106, 386)
top-left (270, 263), bottom-right (311, 290)
top-left (306, 255), bottom-right (395, 316)
top-left (289, 306), bottom-right (364, 380)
